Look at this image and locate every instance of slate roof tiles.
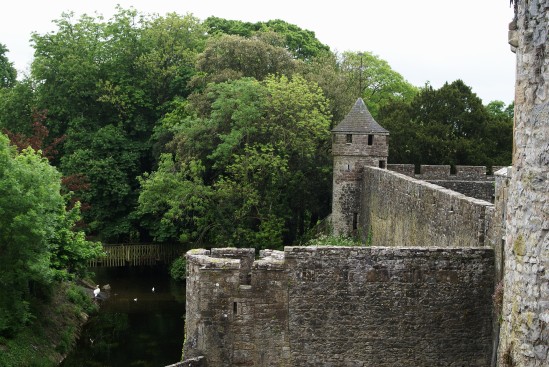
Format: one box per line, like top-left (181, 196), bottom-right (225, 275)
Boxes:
top-left (332, 98), bottom-right (389, 135)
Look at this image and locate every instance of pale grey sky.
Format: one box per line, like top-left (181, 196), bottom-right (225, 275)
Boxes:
top-left (1, 0), bottom-right (516, 103)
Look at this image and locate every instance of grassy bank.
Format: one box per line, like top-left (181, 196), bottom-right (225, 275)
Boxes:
top-left (0, 282), bottom-right (97, 367)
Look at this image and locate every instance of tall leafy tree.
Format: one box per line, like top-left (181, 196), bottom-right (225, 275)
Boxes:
top-left (0, 79), bottom-right (35, 136)
top-left (0, 43), bottom-right (17, 88)
top-left (139, 75), bottom-right (332, 248)
top-left (137, 12), bottom-right (206, 107)
top-left (193, 34), bottom-right (298, 86)
top-left (0, 133), bottom-right (100, 337)
top-left (300, 51), bottom-right (417, 125)
top-left (204, 17), bottom-right (330, 60)
top-left (484, 100), bottom-right (514, 166)
top-left (379, 80), bottom-right (512, 167)
top-left (29, 8), bottom-right (207, 241)
top-left (61, 124), bottom-right (142, 241)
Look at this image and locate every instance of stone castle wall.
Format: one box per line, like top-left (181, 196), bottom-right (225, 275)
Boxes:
top-left (184, 246), bottom-right (495, 366)
top-left (332, 133), bottom-right (388, 236)
top-left (332, 134), bottom-right (388, 157)
top-left (184, 249), bottom-right (290, 366)
top-left (498, 1), bottom-right (549, 365)
top-left (332, 156), bottom-right (379, 236)
top-left (360, 166), bottom-right (496, 249)
top-left (387, 164), bottom-right (504, 202)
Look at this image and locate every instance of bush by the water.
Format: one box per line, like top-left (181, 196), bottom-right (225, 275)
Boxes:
top-left (170, 257), bottom-right (187, 281)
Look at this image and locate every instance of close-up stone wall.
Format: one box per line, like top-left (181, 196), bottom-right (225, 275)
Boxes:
top-left (498, 1), bottom-right (549, 365)
top-left (360, 166), bottom-right (494, 248)
top-left (184, 246), bottom-right (495, 366)
top-left (285, 246), bottom-right (494, 366)
top-left (184, 250), bottom-right (241, 365)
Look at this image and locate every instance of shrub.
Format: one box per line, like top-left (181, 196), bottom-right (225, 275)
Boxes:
top-left (170, 256), bottom-right (187, 281)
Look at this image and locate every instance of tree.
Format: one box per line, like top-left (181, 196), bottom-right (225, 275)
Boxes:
top-left (0, 133), bottom-right (100, 337)
top-left (193, 34), bottom-right (298, 86)
top-left (61, 124), bottom-right (142, 241)
top-left (203, 17), bottom-right (330, 60)
top-left (379, 80), bottom-right (512, 167)
top-left (0, 78), bottom-right (35, 136)
top-left (485, 100), bottom-right (514, 166)
top-left (139, 75), bottom-right (332, 248)
top-left (29, 8), bottom-right (208, 241)
top-left (137, 12), bottom-right (206, 107)
top-left (0, 43), bottom-right (17, 88)
top-left (300, 51), bottom-right (418, 124)
top-left (3, 109), bottom-right (66, 161)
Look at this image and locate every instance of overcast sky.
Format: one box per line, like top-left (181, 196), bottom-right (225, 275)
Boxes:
top-left (1, 0), bottom-right (516, 104)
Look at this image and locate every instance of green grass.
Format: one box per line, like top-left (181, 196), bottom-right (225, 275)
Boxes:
top-left (0, 282), bottom-right (97, 367)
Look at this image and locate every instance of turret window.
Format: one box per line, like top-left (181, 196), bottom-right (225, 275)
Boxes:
top-left (368, 134), bottom-right (373, 145)
top-left (346, 134), bottom-right (352, 143)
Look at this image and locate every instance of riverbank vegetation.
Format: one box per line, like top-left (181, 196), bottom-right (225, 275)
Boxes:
top-left (0, 133), bottom-right (102, 366)
top-left (0, 7), bottom-right (513, 362)
top-left (0, 282), bottom-right (97, 367)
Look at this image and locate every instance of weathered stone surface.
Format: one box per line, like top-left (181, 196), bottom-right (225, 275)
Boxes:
top-left (387, 164), bottom-right (498, 201)
top-left (360, 167), bottom-right (494, 248)
top-left (498, 2), bottom-right (549, 365)
top-left (185, 246), bottom-right (494, 367)
top-left (166, 356), bottom-right (205, 367)
top-left (331, 99), bottom-right (389, 237)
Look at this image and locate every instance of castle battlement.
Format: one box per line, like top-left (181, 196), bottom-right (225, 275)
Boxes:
top-left (186, 250), bottom-right (241, 270)
top-left (387, 164), bottom-right (506, 180)
top-left (184, 245), bottom-right (495, 366)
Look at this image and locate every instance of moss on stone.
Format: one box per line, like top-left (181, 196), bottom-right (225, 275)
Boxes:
top-left (513, 234), bottom-right (526, 256)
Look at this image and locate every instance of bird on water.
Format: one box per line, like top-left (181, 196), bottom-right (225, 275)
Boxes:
top-left (93, 285), bottom-right (100, 298)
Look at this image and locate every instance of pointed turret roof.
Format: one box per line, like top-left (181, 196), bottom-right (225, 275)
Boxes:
top-left (331, 98), bottom-right (389, 135)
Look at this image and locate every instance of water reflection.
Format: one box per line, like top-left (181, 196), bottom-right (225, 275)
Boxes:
top-left (61, 266), bottom-right (185, 367)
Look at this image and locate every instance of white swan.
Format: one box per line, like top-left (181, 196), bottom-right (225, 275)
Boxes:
top-left (93, 285), bottom-right (100, 298)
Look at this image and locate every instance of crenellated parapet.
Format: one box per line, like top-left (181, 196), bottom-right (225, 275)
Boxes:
top-left (360, 166), bottom-right (496, 248)
top-left (388, 164), bottom-right (506, 180)
top-left (184, 248), bottom-right (290, 367)
top-left (387, 164), bottom-right (504, 202)
top-left (184, 246), bottom-right (495, 366)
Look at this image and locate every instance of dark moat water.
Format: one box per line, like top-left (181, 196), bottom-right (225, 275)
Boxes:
top-left (61, 266), bottom-right (185, 367)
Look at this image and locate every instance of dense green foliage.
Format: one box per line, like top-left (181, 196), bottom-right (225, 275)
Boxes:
top-left (0, 133), bottom-right (101, 338)
top-left (379, 80), bottom-right (513, 167)
top-left (0, 282), bottom-right (97, 367)
top-left (0, 43), bottom-right (17, 88)
top-left (204, 17), bottom-right (331, 60)
top-left (0, 6), bottom-right (513, 252)
top-left (169, 257), bottom-right (187, 281)
top-left (139, 75), bottom-right (332, 248)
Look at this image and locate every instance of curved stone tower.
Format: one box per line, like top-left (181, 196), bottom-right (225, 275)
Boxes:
top-left (331, 98), bottom-right (389, 237)
top-left (498, 1), bottom-right (549, 365)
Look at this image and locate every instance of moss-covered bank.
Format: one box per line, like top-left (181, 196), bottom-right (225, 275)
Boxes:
top-left (0, 282), bottom-right (97, 367)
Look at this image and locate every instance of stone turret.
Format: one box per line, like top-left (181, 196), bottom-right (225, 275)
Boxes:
top-left (331, 98), bottom-right (389, 237)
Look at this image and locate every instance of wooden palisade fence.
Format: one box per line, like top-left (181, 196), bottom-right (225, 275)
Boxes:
top-left (89, 243), bottom-right (185, 267)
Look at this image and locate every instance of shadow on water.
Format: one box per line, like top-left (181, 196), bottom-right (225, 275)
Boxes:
top-left (61, 266), bottom-right (185, 367)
